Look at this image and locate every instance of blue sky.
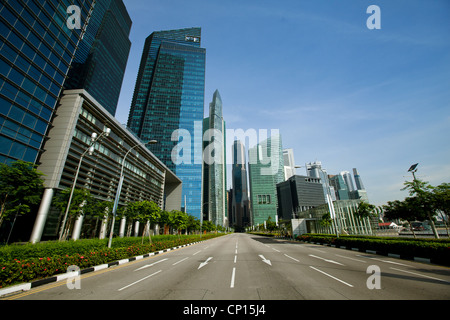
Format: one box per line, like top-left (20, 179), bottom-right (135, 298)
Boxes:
top-left (115, 0), bottom-right (450, 206)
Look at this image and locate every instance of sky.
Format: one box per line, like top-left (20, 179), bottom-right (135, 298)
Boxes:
top-left (115, 0), bottom-right (450, 207)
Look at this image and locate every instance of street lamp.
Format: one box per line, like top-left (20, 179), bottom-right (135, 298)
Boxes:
top-left (107, 139), bottom-right (157, 248)
top-left (59, 127), bottom-right (110, 241)
top-left (408, 163), bottom-right (419, 180)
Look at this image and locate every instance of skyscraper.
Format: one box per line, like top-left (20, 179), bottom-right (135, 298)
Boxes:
top-left (353, 168), bottom-right (365, 190)
top-left (283, 148), bottom-right (296, 180)
top-left (306, 161), bottom-right (336, 201)
top-left (127, 27), bottom-right (206, 219)
top-left (203, 90), bottom-right (227, 227)
top-left (340, 170), bottom-right (355, 192)
top-left (0, 0), bottom-right (96, 164)
top-left (64, 0), bottom-right (132, 116)
top-left (231, 140), bottom-right (250, 229)
top-left (248, 134), bottom-right (284, 226)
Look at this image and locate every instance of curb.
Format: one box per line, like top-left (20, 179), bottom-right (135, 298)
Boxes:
top-left (0, 240), bottom-right (203, 298)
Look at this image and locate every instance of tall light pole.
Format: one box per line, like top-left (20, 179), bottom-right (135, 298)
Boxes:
top-left (59, 127), bottom-right (110, 241)
top-left (107, 139), bottom-right (157, 248)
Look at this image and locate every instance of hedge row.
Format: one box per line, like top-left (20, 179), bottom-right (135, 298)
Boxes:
top-left (0, 234), bottom-right (223, 288)
top-left (297, 234), bottom-right (450, 266)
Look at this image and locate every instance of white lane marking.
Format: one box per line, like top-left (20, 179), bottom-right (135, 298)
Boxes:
top-left (309, 266), bottom-right (353, 287)
top-left (134, 258), bottom-right (168, 271)
top-left (335, 254), bottom-right (366, 263)
top-left (172, 257), bottom-right (189, 265)
top-left (198, 257), bottom-right (213, 269)
top-left (357, 255), bottom-right (410, 266)
top-left (234, 255), bottom-right (237, 263)
top-left (118, 270), bottom-right (162, 291)
top-left (193, 250), bottom-right (201, 256)
top-left (259, 255), bottom-right (272, 266)
top-left (284, 254), bottom-right (300, 262)
top-left (390, 267), bottom-right (450, 284)
top-left (230, 267), bottom-right (236, 288)
top-left (309, 254), bottom-right (344, 266)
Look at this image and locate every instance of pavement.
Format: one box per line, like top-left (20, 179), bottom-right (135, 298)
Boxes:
top-left (2, 233), bottom-right (450, 302)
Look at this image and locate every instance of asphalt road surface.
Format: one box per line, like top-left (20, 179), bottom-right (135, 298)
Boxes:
top-left (5, 233), bottom-right (450, 300)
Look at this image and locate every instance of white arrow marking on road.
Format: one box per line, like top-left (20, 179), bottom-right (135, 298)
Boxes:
top-left (198, 257), bottom-right (213, 269)
top-left (308, 254), bottom-right (344, 266)
top-left (134, 258), bottom-right (168, 271)
top-left (259, 255), bottom-right (272, 266)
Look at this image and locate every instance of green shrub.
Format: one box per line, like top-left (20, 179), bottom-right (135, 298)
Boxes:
top-left (297, 234), bottom-right (450, 266)
top-left (0, 234), bottom-right (223, 288)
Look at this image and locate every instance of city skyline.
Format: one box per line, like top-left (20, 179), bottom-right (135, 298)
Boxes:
top-left (115, 0), bottom-right (450, 207)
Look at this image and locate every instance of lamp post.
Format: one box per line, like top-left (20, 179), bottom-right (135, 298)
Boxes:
top-left (59, 127), bottom-right (110, 241)
top-left (107, 140), bottom-right (157, 248)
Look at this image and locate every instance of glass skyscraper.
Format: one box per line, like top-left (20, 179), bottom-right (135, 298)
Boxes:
top-left (203, 90), bottom-right (227, 226)
top-left (0, 0), bottom-right (96, 164)
top-left (248, 134), bottom-right (284, 225)
top-left (231, 140), bottom-right (250, 229)
top-left (64, 0), bottom-right (132, 116)
top-left (127, 27), bottom-right (206, 219)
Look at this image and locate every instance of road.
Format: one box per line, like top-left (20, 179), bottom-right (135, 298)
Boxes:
top-left (4, 233), bottom-right (450, 300)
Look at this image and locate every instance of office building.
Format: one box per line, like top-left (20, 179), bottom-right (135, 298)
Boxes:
top-left (64, 0), bottom-right (132, 116)
top-left (306, 161), bottom-right (336, 201)
top-left (248, 134), bottom-right (284, 225)
top-left (30, 89), bottom-right (182, 242)
top-left (276, 175), bottom-right (326, 221)
top-left (126, 27), bottom-right (205, 219)
top-left (283, 148), bottom-right (296, 180)
top-left (202, 90), bottom-right (227, 227)
top-left (0, 0), bottom-right (96, 164)
top-left (340, 170), bottom-right (356, 192)
top-left (329, 174), bottom-right (350, 200)
top-left (353, 168), bottom-right (365, 190)
top-left (231, 140), bottom-right (250, 229)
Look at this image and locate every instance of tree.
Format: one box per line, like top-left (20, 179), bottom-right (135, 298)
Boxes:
top-left (54, 188), bottom-right (92, 240)
top-left (202, 220), bottom-right (216, 233)
top-left (0, 161), bottom-right (44, 230)
top-left (383, 198), bottom-right (427, 239)
top-left (171, 210), bottom-right (188, 236)
top-left (88, 199), bottom-right (113, 238)
top-left (129, 200), bottom-right (161, 244)
top-left (402, 178), bottom-right (440, 238)
top-left (186, 215), bottom-right (201, 234)
top-left (432, 183), bottom-right (450, 236)
top-left (354, 201), bottom-right (377, 219)
top-left (320, 212), bottom-right (332, 228)
top-left (266, 216), bottom-right (277, 232)
top-left (159, 210), bottom-right (173, 235)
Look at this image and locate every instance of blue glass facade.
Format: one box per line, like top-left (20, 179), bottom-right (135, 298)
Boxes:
top-left (127, 28), bottom-right (205, 219)
top-left (64, 0), bottom-right (132, 116)
top-left (0, 0), bottom-right (94, 164)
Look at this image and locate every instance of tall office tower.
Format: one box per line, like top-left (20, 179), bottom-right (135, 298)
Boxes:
top-left (328, 174), bottom-right (350, 200)
top-left (126, 28), bottom-right (206, 219)
top-left (248, 134), bottom-right (284, 226)
top-left (340, 170), bottom-right (356, 192)
top-left (306, 161), bottom-right (336, 201)
top-left (283, 148), bottom-right (296, 180)
top-left (0, 0), bottom-right (95, 164)
top-left (202, 90), bottom-right (227, 227)
top-left (353, 168), bottom-right (365, 190)
top-left (231, 140), bottom-right (250, 229)
top-left (64, 0), bottom-right (132, 116)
